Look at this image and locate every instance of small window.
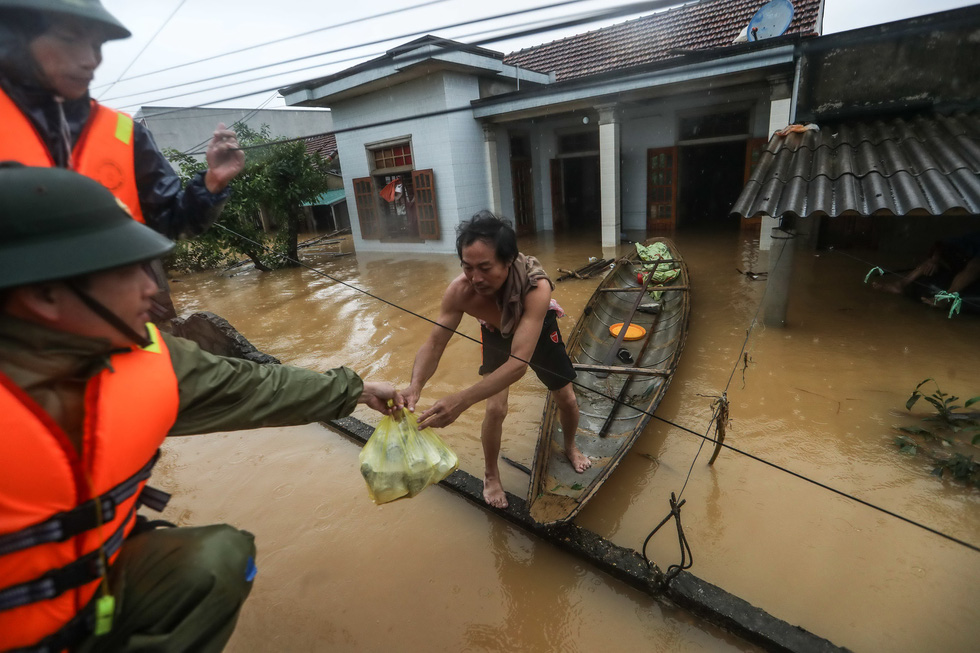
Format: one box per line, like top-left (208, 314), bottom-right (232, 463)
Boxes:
top-left (359, 140), bottom-right (439, 242)
top-left (372, 143), bottom-right (413, 170)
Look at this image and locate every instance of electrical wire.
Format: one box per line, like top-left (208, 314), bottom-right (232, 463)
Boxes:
top-left (174, 90), bottom-right (281, 157)
top-left (104, 0), bottom-right (680, 111)
top-left (96, 0), bottom-right (187, 100)
top-left (100, 0), bottom-right (602, 105)
top-left (675, 228), bottom-right (788, 501)
top-left (211, 223), bottom-right (980, 555)
top-left (90, 0), bottom-right (454, 91)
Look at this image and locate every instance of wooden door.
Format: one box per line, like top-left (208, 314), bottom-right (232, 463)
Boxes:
top-left (411, 168), bottom-right (439, 240)
top-left (741, 137), bottom-right (768, 231)
top-left (550, 159), bottom-right (566, 231)
top-left (352, 177), bottom-right (382, 239)
top-left (646, 147), bottom-right (677, 231)
top-left (511, 159), bottom-right (535, 235)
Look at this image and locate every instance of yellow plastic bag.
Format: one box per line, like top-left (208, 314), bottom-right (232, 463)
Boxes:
top-left (359, 410), bottom-right (458, 504)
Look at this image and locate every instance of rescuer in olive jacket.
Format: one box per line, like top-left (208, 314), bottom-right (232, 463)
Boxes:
top-left (0, 165), bottom-right (403, 653)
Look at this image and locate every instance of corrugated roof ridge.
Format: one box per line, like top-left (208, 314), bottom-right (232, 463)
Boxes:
top-left (733, 109), bottom-right (980, 219)
top-left (768, 112), bottom-right (980, 157)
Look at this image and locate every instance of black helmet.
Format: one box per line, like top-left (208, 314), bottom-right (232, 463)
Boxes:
top-left (0, 0), bottom-right (130, 41)
top-left (0, 165), bottom-right (173, 290)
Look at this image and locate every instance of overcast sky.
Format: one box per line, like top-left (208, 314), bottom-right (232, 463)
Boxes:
top-left (91, 0), bottom-right (978, 114)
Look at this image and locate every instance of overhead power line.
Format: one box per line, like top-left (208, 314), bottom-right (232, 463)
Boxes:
top-left (102, 0), bottom-right (600, 105)
top-left (105, 0), bottom-right (674, 109)
top-left (96, 0), bottom-right (187, 100)
top-left (92, 0), bottom-right (455, 90)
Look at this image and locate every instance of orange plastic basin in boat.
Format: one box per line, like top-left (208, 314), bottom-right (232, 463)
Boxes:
top-left (609, 323), bottom-right (646, 341)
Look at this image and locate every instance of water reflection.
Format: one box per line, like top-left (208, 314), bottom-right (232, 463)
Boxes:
top-left (463, 519), bottom-right (578, 651)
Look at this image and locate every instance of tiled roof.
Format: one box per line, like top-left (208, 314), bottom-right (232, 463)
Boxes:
top-left (503, 0), bottom-right (823, 82)
top-left (730, 111), bottom-right (980, 219)
top-left (304, 132), bottom-right (338, 161)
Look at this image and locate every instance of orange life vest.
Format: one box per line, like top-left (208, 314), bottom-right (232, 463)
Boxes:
top-left (0, 325), bottom-right (178, 650)
top-left (0, 87), bottom-right (144, 223)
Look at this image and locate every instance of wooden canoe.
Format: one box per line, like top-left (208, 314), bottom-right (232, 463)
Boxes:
top-left (527, 237), bottom-right (690, 524)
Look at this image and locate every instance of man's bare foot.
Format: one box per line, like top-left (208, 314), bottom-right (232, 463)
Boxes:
top-left (566, 445), bottom-right (592, 473)
top-left (870, 279), bottom-right (903, 294)
top-left (483, 475), bottom-right (508, 509)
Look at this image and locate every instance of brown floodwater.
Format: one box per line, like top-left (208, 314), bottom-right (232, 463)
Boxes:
top-left (161, 228), bottom-right (979, 652)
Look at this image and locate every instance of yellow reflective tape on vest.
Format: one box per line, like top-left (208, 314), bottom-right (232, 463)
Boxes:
top-left (141, 323), bottom-right (163, 354)
top-left (115, 114), bottom-right (133, 145)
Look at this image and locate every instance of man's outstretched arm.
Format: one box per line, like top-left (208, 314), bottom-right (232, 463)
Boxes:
top-left (417, 282), bottom-right (551, 428)
top-left (403, 290), bottom-right (464, 411)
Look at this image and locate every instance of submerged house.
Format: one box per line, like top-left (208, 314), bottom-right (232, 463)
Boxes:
top-left (281, 0), bottom-right (824, 253)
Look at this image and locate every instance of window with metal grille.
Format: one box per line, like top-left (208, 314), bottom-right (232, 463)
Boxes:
top-left (372, 143), bottom-right (413, 170)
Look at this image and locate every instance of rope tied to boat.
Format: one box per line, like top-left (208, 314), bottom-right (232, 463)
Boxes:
top-left (642, 492), bottom-right (693, 587)
top-left (933, 291), bottom-right (962, 319)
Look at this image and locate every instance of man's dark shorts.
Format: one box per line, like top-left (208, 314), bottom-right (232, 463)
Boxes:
top-left (478, 309), bottom-right (576, 391)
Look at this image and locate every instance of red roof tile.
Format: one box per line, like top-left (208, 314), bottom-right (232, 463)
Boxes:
top-left (504, 0), bottom-right (823, 82)
top-left (304, 132), bottom-right (338, 160)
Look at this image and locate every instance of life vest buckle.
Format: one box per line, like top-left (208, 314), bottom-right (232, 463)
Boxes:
top-left (57, 496), bottom-right (117, 542)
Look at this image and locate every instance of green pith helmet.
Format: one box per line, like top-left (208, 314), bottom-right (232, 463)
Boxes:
top-left (0, 0), bottom-right (131, 41)
top-left (0, 165), bottom-right (174, 290)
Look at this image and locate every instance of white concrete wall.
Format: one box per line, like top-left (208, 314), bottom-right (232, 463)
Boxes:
top-left (619, 106), bottom-right (675, 231)
top-left (333, 72), bottom-right (489, 254)
top-left (509, 85), bottom-right (773, 234)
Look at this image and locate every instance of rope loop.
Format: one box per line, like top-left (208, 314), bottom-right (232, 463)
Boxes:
top-left (642, 492), bottom-right (693, 587)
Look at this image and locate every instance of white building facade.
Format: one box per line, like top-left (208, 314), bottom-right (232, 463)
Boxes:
top-left (281, 1), bottom-right (824, 254)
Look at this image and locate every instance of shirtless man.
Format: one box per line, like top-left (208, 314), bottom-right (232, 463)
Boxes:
top-left (403, 211), bottom-right (591, 509)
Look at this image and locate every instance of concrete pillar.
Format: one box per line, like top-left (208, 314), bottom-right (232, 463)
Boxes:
top-left (483, 124), bottom-right (502, 215)
top-left (763, 227), bottom-right (796, 327)
top-left (760, 77), bottom-right (793, 252)
top-left (759, 215), bottom-right (780, 250)
top-left (768, 98), bottom-right (792, 137)
top-left (597, 104), bottom-right (621, 248)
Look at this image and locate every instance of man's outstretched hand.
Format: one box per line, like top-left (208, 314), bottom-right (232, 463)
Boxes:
top-left (416, 394), bottom-right (466, 429)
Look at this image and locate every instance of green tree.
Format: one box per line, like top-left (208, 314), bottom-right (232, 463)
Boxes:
top-left (164, 123), bottom-right (331, 272)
